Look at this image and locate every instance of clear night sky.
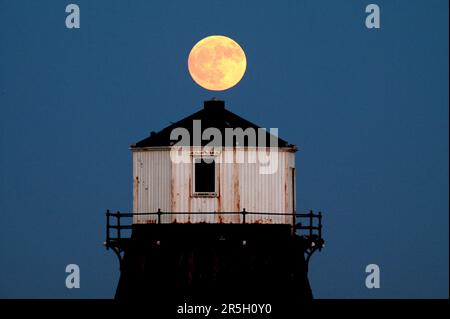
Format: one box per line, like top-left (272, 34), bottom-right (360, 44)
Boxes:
top-left (0, 0), bottom-right (448, 298)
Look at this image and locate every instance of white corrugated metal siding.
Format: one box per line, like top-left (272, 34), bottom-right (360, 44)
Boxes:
top-left (132, 147), bottom-right (296, 225)
top-left (132, 149), bottom-right (171, 224)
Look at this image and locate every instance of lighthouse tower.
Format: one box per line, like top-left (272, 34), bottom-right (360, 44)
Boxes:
top-left (105, 100), bottom-right (323, 305)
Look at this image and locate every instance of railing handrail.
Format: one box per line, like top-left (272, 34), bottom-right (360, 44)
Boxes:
top-left (106, 211), bottom-right (319, 217)
top-left (105, 209), bottom-right (323, 250)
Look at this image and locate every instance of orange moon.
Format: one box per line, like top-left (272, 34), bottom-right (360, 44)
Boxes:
top-left (188, 35), bottom-right (247, 91)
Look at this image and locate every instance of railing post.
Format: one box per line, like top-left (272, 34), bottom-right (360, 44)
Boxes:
top-left (292, 211), bottom-right (296, 234)
top-left (157, 208), bottom-right (162, 224)
top-left (106, 209), bottom-right (110, 249)
top-left (309, 210), bottom-right (313, 238)
top-left (116, 211), bottom-right (121, 241)
top-left (242, 208), bottom-right (246, 224)
top-left (318, 211), bottom-right (322, 249)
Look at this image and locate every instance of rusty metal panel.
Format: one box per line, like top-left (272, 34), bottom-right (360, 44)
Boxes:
top-left (170, 147), bottom-right (219, 223)
top-left (133, 149), bottom-right (171, 224)
top-left (238, 149), bottom-right (292, 224)
top-left (133, 147), bottom-right (296, 225)
top-left (170, 149), bottom-right (191, 223)
top-left (218, 154), bottom-right (240, 223)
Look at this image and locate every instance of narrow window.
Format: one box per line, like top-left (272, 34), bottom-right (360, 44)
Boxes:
top-left (194, 157), bottom-right (215, 194)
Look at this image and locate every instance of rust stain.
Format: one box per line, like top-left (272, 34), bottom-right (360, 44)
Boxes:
top-left (217, 195), bottom-right (222, 224)
top-left (133, 176), bottom-right (139, 222)
top-left (171, 164), bottom-right (175, 214)
top-left (217, 194), bottom-right (221, 214)
top-left (217, 161), bottom-right (222, 223)
top-left (188, 174), bottom-right (192, 223)
top-left (284, 168), bottom-right (289, 223)
top-left (233, 151), bottom-right (240, 223)
top-left (234, 179), bottom-right (240, 214)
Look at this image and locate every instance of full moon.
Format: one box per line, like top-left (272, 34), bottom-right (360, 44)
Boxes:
top-left (188, 35), bottom-right (247, 91)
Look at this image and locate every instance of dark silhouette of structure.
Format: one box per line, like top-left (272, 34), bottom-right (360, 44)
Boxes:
top-left (105, 100), bottom-right (324, 308)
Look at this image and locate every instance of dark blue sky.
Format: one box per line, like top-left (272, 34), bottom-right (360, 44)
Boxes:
top-left (0, 0), bottom-right (448, 298)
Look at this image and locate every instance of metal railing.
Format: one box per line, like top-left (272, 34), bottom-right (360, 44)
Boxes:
top-left (105, 209), bottom-right (323, 249)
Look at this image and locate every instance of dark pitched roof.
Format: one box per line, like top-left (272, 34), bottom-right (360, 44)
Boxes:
top-left (131, 100), bottom-right (292, 148)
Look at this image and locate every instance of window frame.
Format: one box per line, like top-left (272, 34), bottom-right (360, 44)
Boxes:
top-left (192, 155), bottom-right (218, 197)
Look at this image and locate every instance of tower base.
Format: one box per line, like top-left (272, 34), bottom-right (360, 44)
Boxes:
top-left (115, 224), bottom-right (313, 305)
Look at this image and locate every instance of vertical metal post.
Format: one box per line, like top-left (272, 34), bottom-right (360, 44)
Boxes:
top-left (242, 208), bottom-right (246, 224)
top-left (117, 211), bottom-right (121, 241)
top-left (106, 209), bottom-right (110, 249)
top-left (157, 208), bottom-right (162, 224)
top-left (318, 211), bottom-right (322, 236)
top-left (309, 210), bottom-right (313, 238)
top-left (318, 211), bottom-right (322, 250)
top-left (292, 212), bottom-right (296, 235)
